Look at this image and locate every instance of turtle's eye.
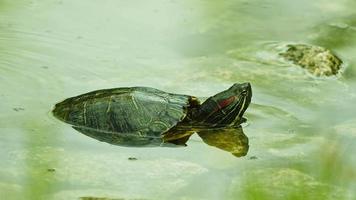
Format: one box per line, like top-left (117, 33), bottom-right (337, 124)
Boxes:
top-left (241, 90), bottom-right (248, 96)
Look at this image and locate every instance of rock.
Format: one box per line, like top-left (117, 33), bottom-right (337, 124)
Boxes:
top-left (280, 44), bottom-right (342, 76)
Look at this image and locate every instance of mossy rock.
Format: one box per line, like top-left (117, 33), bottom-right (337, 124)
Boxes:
top-left (280, 44), bottom-right (342, 77)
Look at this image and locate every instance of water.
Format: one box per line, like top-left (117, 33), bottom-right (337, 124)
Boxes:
top-left (1, 0), bottom-right (356, 199)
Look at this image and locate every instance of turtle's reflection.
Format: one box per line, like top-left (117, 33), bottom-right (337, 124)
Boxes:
top-left (71, 125), bottom-right (249, 157)
top-left (197, 126), bottom-right (249, 157)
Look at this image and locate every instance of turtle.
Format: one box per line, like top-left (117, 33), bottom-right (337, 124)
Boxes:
top-left (52, 82), bottom-right (252, 147)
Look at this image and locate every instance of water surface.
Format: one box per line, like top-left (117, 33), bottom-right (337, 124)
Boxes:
top-left (1, 0), bottom-right (356, 199)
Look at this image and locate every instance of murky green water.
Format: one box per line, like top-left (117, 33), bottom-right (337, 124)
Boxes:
top-left (1, 0), bottom-right (356, 199)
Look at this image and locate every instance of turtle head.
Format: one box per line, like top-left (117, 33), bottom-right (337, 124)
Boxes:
top-left (197, 83), bottom-right (252, 126)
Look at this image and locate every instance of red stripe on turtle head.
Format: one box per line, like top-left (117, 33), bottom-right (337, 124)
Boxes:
top-left (218, 96), bottom-right (236, 109)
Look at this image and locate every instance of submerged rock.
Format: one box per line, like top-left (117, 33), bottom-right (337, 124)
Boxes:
top-left (280, 44), bottom-right (342, 76)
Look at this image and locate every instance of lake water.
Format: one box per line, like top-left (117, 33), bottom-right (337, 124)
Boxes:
top-left (1, 0), bottom-right (356, 199)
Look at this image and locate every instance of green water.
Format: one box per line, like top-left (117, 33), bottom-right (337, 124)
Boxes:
top-left (1, 0), bottom-right (356, 199)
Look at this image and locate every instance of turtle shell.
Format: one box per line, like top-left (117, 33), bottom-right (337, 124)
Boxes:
top-left (52, 87), bottom-right (191, 146)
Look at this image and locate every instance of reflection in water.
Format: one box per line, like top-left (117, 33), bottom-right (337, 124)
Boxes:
top-left (72, 126), bottom-right (164, 147)
top-left (197, 126), bottom-right (249, 157)
top-left (72, 125), bottom-right (249, 157)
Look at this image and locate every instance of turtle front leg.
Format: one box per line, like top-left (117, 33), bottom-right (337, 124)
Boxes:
top-left (165, 135), bottom-right (190, 146)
